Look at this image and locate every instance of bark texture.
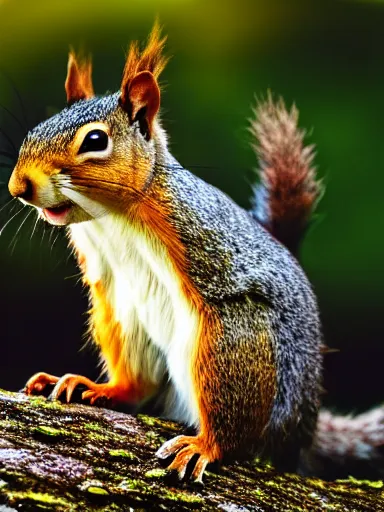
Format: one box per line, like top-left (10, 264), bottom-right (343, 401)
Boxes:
top-left (0, 389), bottom-right (383, 511)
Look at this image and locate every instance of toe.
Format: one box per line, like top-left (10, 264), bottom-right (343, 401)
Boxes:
top-left (156, 435), bottom-right (218, 483)
top-left (82, 390), bottom-right (95, 401)
top-left (48, 374), bottom-right (76, 401)
top-left (168, 446), bottom-right (197, 480)
top-left (25, 372), bottom-right (59, 395)
top-left (191, 455), bottom-right (209, 483)
top-left (65, 377), bottom-right (80, 403)
top-left (156, 435), bottom-right (194, 459)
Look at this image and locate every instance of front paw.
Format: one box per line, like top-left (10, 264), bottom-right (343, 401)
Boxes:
top-left (24, 372), bottom-right (59, 396)
top-left (47, 375), bottom-right (131, 405)
top-left (156, 435), bottom-right (220, 483)
top-left (24, 372), bottom-right (104, 404)
top-left (47, 373), bottom-right (95, 402)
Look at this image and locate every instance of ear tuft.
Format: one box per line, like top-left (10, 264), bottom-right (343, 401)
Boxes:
top-left (65, 51), bottom-right (94, 105)
top-left (120, 21), bottom-right (169, 136)
top-left (122, 20), bottom-right (169, 88)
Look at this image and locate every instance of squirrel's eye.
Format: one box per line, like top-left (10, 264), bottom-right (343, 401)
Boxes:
top-left (78, 129), bottom-right (109, 154)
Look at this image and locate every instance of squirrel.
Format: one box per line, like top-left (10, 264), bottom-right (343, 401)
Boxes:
top-left (7, 23), bottom-right (384, 483)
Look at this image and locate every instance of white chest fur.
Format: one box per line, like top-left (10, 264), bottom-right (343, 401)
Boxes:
top-left (69, 214), bottom-right (200, 426)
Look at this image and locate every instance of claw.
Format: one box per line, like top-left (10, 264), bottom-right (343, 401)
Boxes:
top-left (156, 435), bottom-right (218, 483)
top-left (48, 373), bottom-right (89, 402)
top-left (82, 390), bottom-right (97, 404)
top-left (81, 389), bottom-right (112, 405)
top-left (24, 371), bottom-right (139, 405)
top-left (48, 374), bottom-right (113, 403)
top-left (167, 445), bottom-right (197, 480)
top-left (46, 374), bottom-right (132, 405)
top-left (155, 435), bottom-right (193, 459)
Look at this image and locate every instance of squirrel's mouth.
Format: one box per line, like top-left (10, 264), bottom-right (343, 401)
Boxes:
top-left (43, 202), bottom-right (73, 225)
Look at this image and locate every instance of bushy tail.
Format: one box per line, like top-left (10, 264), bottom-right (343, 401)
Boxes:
top-left (250, 98), bottom-right (384, 480)
top-left (301, 408), bottom-right (384, 480)
top-left (249, 96), bottom-right (321, 255)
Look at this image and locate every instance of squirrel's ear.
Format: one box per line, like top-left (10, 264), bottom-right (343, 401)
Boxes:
top-left (120, 70), bottom-right (160, 140)
top-left (65, 52), bottom-right (94, 105)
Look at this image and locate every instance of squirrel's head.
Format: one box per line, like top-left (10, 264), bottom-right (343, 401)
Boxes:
top-left (8, 23), bottom-right (169, 226)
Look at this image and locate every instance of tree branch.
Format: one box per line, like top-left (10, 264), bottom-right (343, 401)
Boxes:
top-left (0, 389), bottom-right (382, 511)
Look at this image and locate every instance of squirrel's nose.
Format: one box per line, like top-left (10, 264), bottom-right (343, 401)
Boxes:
top-left (8, 175), bottom-right (34, 201)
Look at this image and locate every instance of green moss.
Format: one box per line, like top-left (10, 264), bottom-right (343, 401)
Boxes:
top-left (145, 468), bottom-right (167, 479)
top-left (204, 470), bottom-right (220, 479)
top-left (0, 389), bottom-right (23, 398)
top-left (8, 490), bottom-right (68, 506)
top-left (93, 467), bottom-right (122, 482)
top-left (0, 419), bottom-right (19, 429)
top-left (87, 486), bottom-right (109, 495)
top-left (336, 476), bottom-right (384, 489)
top-left (145, 431), bottom-right (157, 440)
top-left (85, 422), bottom-right (104, 432)
top-left (137, 414), bottom-right (156, 427)
top-left (137, 414), bottom-right (179, 431)
top-left (118, 478), bottom-right (148, 491)
top-left (29, 396), bottom-right (62, 409)
top-left (162, 489), bottom-right (203, 504)
top-left (109, 449), bottom-right (138, 460)
top-left (33, 425), bottom-right (64, 437)
top-left (87, 432), bottom-right (109, 442)
top-left (144, 431), bottom-right (165, 448)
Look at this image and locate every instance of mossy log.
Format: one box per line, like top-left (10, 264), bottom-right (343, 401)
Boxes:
top-left (0, 389), bottom-right (383, 511)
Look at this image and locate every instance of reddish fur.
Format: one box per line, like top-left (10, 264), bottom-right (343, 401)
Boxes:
top-left (69, 152), bottom-right (153, 208)
top-left (126, 71), bottom-right (161, 135)
top-left (193, 311), bottom-right (276, 457)
top-left (120, 22), bottom-right (168, 135)
top-left (135, 196), bottom-right (223, 461)
top-left (192, 309), bottom-right (224, 460)
top-left (65, 52), bottom-right (94, 104)
top-left (89, 280), bottom-right (155, 403)
top-left (121, 21), bottom-right (169, 94)
top-left (250, 95), bottom-right (321, 253)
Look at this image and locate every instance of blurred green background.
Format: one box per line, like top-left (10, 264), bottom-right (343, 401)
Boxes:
top-left (0, 0), bottom-right (383, 411)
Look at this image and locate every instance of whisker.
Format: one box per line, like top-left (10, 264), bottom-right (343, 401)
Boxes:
top-left (0, 104), bottom-right (27, 136)
top-left (9, 207), bottom-right (33, 254)
top-left (65, 181), bottom-right (147, 206)
top-left (8, 199), bottom-right (21, 217)
top-left (0, 197), bottom-right (15, 216)
top-left (48, 225), bottom-right (55, 244)
top-left (0, 150), bottom-right (16, 161)
top-left (40, 219), bottom-right (46, 247)
top-left (60, 175), bottom-right (137, 191)
top-left (64, 271), bottom-right (83, 281)
top-left (0, 129), bottom-right (18, 156)
top-left (68, 177), bottom-right (145, 199)
top-left (0, 204), bottom-right (25, 236)
top-left (0, 70), bottom-right (30, 130)
top-left (157, 162), bottom-right (253, 174)
top-left (51, 230), bottom-right (60, 250)
top-left (30, 212), bottom-right (40, 240)
top-left (61, 179), bottom-right (162, 216)
top-left (49, 226), bottom-right (60, 254)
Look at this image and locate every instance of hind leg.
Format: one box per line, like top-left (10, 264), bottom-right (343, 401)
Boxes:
top-left (157, 300), bottom-right (277, 481)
